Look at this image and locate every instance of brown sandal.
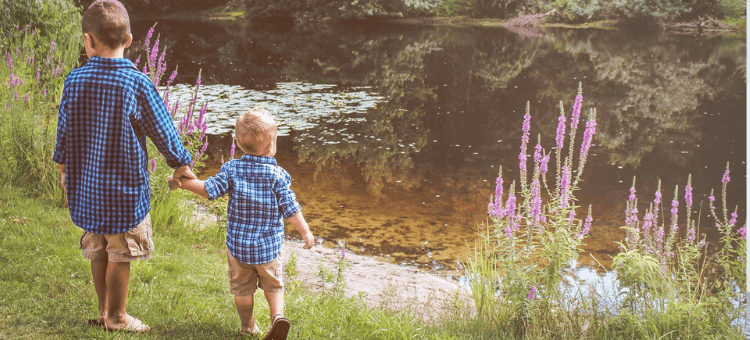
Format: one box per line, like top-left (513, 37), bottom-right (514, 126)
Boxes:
top-left (263, 314), bottom-right (289, 340)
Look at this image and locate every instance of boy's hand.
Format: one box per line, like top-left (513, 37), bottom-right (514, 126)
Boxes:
top-left (301, 231), bottom-right (315, 249)
top-left (172, 165), bottom-right (197, 187)
top-left (167, 176), bottom-right (180, 191)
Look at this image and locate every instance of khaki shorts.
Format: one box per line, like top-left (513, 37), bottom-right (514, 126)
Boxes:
top-left (79, 214), bottom-right (153, 262)
top-left (227, 251), bottom-right (284, 296)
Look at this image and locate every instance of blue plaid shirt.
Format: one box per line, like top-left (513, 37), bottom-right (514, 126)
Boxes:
top-left (205, 155), bottom-right (302, 265)
top-left (53, 57), bottom-right (191, 234)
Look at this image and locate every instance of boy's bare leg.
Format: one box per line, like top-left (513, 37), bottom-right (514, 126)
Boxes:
top-left (235, 294), bottom-right (256, 332)
top-left (104, 262), bottom-right (143, 328)
top-left (265, 291), bottom-right (284, 322)
top-left (91, 260), bottom-right (109, 321)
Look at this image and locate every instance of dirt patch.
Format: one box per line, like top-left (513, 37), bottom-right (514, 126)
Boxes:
top-left (280, 240), bottom-right (474, 322)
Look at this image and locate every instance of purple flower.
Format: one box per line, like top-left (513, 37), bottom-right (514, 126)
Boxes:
top-left (230, 139), bottom-right (236, 158)
top-left (578, 117), bottom-right (597, 166)
top-left (145, 27), bottom-right (154, 53)
top-left (23, 94), bottom-right (28, 102)
top-left (729, 212), bottom-right (738, 226)
top-left (708, 195), bottom-right (715, 203)
top-left (534, 143), bottom-right (542, 164)
top-left (560, 166), bottom-right (570, 208)
top-left (738, 226), bottom-right (746, 240)
top-left (527, 285), bottom-right (537, 300)
top-left (568, 210), bottom-right (576, 225)
top-left (519, 112), bottom-right (531, 172)
top-left (50, 41), bottom-right (56, 53)
top-left (556, 111), bottom-right (566, 151)
top-left (570, 93), bottom-right (583, 141)
top-left (489, 174), bottom-right (505, 219)
top-left (540, 154), bottom-right (549, 175)
top-left (629, 186), bottom-right (636, 202)
top-left (196, 74), bottom-right (202, 90)
top-left (133, 57), bottom-right (140, 68)
top-left (577, 212), bottom-right (592, 239)
top-left (654, 190), bottom-right (661, 206)
top-left (655, 225), bottom-right (664, 249)
top-left (42, 88), bottom-right (47, 97)
top-left (150, 159), bottom-right (156, 172)
top-left (504, 225), bottom-right (513, 238)
top-left (722, 168), bottom-right (730, 184)
top-left (200, 140), bottom-right (208, 153)
top-left (530, 179), bottom-right (542, 223)
top-left (684, 183), bottom-right (692, 209)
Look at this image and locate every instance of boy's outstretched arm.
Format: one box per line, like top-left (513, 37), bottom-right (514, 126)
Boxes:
top-left (167, 176), bottom-right (209, 199)
top-left (288, 211), bottom-right (315, 249)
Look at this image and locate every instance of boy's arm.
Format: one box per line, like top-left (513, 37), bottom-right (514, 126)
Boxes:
top-left (138, 78), bottom-right (192, 169)
top-left (58, 164), bottom-right (66, 189)
top-left (167, 176), bottom-right (209, 199)
top-left (288, 211), bottom-right (315, 249)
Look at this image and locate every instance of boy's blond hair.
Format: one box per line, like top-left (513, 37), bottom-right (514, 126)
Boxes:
top-left (81, 0), bottom-right (130, 50)
top-left (235, 107), bottom-right (277, 156)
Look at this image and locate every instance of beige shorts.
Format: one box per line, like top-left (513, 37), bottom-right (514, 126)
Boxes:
top-left (79, 214), bottom-right (153, 262)
top-left (227, 251), bottom-right (284, 296)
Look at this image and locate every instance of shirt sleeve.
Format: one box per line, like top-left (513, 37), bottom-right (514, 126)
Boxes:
top-left (204, 162), bottom-right (232, 200)
top-left (52, 83), bottom-right (69, 164)
top-left (275, 169), bottom-right (302, 218)
top-left (137, 77), bottom-right (192, 168)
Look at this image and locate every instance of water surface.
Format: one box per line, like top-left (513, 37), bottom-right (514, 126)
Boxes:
top-left (128, 19), bottom-right (746, 273)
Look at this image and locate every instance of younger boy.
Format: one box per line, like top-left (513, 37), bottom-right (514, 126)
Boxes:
top-left (168, 107), bottom-right (315, 340)
top-left (53, 0), bottom-right (195, 333)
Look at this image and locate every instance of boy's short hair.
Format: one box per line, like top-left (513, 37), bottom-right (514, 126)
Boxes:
top-left (81, 0), bottom-right (130, 50)
top-left (235, 107), bottom-right (277, 155)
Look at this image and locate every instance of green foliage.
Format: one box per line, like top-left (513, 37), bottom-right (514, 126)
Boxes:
top-left (0, 1), bottom-right (82, 199)
top-left (243, 0), bottom-right (438, 22)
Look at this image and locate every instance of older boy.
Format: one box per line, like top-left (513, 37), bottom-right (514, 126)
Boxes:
top-left (53, 0), bottom-right (195, 333)
top-left (168, 108), bottom-right (315, 340)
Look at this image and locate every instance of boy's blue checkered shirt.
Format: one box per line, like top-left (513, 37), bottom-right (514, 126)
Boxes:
top-left (53, 57), bottom-right (191, 234)
top-left (205, 155), bottom-right (302, 265)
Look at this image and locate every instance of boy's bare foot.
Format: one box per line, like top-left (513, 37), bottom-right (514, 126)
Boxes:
top-left (105, 314), bottom-right (151, 333)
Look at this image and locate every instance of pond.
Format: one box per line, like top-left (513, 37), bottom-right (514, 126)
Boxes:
top-left (127, 19), bottom-right (746, 275)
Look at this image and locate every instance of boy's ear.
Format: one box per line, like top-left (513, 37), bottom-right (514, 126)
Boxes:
top-left (124, 33), bottom-right (132, 49)
top-left (83, 32), bottom-right (93, 49)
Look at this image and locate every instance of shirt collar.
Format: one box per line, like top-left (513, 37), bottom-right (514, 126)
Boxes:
top-left (86, 56), bottom-right (138, 70)
top-left (240, 154), bottom-right (277, 165)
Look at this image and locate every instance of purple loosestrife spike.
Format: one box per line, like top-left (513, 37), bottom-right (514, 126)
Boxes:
top-left (534, 143), bottom-right (542, 164)
top-left (687, 225), bottom-right (696, 244)
top-left (6, 51), bottom-right (12, 70)
top-left (531, 179), bottom-right (542, 224)
top-left (560, 166), bottom-right (570, 209)
top-left (577, 109), bottom-right (597, 177)
top-left (739, 226), bottom-right (746, 240)
top-left (577, 209), bottom-right (592, 239)
top-left (489, 169), bottom-right (505, 219)
top-left (201, 140), bottom-right (208, 153)
top-left (729, 211), bottom-right (737, 226)
top-left (149, 38), bottom-right (159, 69)
top-left (568, 210), bottom-right (576, 225)
top-left (722, 168), bottom-right (730, 184)
top-left (42, 88), bottom-right (47, 97)
top-left (133, 57), bottom-right (140, 68)
top-left (569, 85), bottom-right (583, 144)
top-left (24, 94), bottom-right (28, 102)
top-left (230, 139), bottom-right (236, 158)
top-left (684, 181), bottom-right (692, 209)
top-left (150, 159), bottom-right (157, 172)
top-left (527, 285), bottom-right (537, 300)
top-left (145, 26), bottom-right (154, 55)
top-left (196, 73), bottom-right (202, 91)
top-left (540, 154), bottom-right (549, 175)
top-left (50, 41), bottom-right (56, 53)
top-left (519, 105), bottom-right (531, 182)
top-left (556, 102), bottom-right (566, 151)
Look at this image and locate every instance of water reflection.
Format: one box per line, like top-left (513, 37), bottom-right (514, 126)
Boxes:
top-left (130, 19), bottom-right (746, 273)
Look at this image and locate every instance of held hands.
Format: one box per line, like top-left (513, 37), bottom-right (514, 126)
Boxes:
top-left (171, 165), bottom-right (197, 187)
top-left (167, 176), bottom-right (179, 191)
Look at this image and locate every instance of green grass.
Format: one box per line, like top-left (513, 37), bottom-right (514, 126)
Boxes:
top-left (0, 184), bottom-right (455, 340)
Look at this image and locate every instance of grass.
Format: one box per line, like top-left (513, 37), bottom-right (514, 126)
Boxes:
top-left (0, 184), bottom-right (456, 340)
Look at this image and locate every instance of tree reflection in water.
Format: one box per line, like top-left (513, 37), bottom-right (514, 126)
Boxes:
top-left (129, 19), bottom-right (745, 272)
